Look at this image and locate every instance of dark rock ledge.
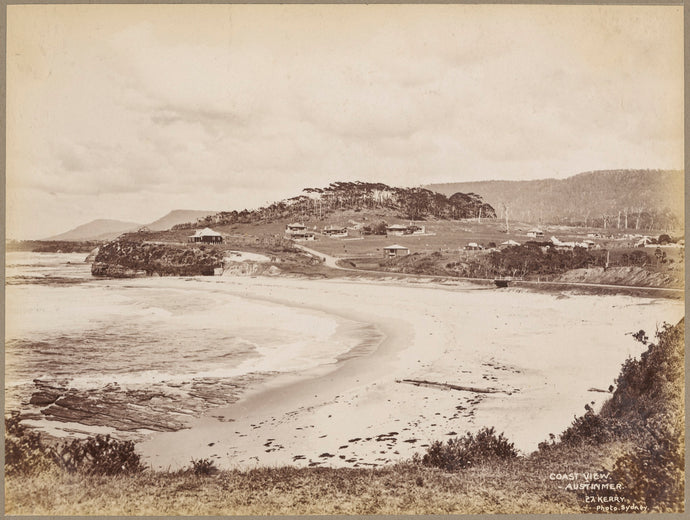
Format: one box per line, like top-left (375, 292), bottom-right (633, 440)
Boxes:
top-left (27, 375), bottom-right (268, 436)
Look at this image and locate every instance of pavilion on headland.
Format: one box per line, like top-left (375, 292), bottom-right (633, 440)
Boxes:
top-left (188, 227), bottom-right (223, 243)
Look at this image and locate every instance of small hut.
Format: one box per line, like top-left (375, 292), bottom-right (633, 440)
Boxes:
top-left (188, 228), bottom-right (223, 243)
top-left (323, 225), bottom-right (348, 237)
top-left (285, 223), bottom-right (307, 235)
top-left (386, 224), bottom-right (408, 236)
top-left (383, 244), bottom-right (410, 257)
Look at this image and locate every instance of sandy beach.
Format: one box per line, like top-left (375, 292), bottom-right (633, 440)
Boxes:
top-left (137, 275), bottom-right (683, 470)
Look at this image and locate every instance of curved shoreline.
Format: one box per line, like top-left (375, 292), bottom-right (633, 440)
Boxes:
top-left (7, 274), bottom-right (390, 444)
top-left (136, 276), bottom-right (410, 470)
top-left (135, 275), bottom-right (683, 470)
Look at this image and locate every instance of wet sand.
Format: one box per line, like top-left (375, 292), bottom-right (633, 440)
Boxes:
top-left (138, 275), bottom-right (683, 470)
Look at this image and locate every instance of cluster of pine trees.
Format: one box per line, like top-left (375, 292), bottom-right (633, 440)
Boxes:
top-left (173, 182), bottom-right (496, 229)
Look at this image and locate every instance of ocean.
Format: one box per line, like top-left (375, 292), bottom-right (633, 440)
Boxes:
top-left (5, 252), bottom-right (381, 439)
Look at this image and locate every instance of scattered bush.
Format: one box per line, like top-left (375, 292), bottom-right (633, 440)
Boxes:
top-left (364, 221), bottom-right (387, 235)
top-left (421, 427), bottom-right (518, 471)
top-left (55, 434), bottom-right (146, 475)
top-left (190, 458), bottom-right (218, 476)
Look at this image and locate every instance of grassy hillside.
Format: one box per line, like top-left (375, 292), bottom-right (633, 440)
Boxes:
top-left (88, 214), bottom-right (684, 287)
top-left (174, 181), bottom-right (496, 230)
top-left (426, 169), bottom-right (683, 231)
top-left (6, 319), bottom-right (684, 514)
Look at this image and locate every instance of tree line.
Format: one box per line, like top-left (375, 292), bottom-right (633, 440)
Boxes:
top-left (428, 169), bottom-right (684, 232)
top-left (173, 181), bottom-right (496, 229)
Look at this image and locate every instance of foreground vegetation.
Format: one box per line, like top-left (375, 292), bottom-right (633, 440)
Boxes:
top-left (4, 457), bottom-right (594, 515)
top-left (5, 320), bottom-right (684, 514)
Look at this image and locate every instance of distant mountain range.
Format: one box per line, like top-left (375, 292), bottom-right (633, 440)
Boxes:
top-left (46, 170), bottom-right (683, 240)
top-left (425, 169), bottom-right (684, 230)
top-left (145, 210), bottom-right (217, 232)
top-left (45, 209), bottom-right (216, 241)
top-left (46, 219), bottom-right (142, 241)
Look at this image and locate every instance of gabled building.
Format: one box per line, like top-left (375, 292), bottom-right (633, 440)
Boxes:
top-left (383, 244), bottom-right (410, 257)
top-left (386, 224), bottom-right (409, 236)
top-left (323, 225), bottom-right (348, 237)
top-left (285, 223), bottom-right (307, 234)
top-left (188, 228), bottom-right (223, 243)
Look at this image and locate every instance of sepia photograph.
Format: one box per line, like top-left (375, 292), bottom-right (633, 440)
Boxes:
top-left (4, 3), bottom-right (685, 515)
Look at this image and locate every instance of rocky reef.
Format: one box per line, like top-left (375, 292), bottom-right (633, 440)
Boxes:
top-left (26, 375), bottom-right (270, 440)
top-left (92, 240), bottom-right (226, 278)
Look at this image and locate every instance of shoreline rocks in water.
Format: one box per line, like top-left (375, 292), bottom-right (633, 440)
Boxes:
top-left (23, 374), bottom-right (272, 439)
top-left (91, 262), bottom-right (148, 278)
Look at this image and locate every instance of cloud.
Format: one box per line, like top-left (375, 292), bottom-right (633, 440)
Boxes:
top-left (6, 4), bottom-right (684, 238)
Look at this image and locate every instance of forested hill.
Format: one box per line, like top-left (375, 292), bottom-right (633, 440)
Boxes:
top-left (426, 170), bottom-right (684, 231)
top-left (173, 182), bottom-right (496, 229)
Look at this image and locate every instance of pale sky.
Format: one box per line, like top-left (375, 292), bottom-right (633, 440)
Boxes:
top-left (6, 4), bottom-right (684, 239)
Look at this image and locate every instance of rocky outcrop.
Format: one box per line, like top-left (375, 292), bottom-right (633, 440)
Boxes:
top-left (221, 261), bottom-right (281, 277)
top-left (84, 247), bottom-right (100, 263)
top-left (30, 375), bottom-right (268, 435)
top-left (91, 262), bottom-right (147, 278)
top-left (29, 380), bottom-right (67, 406)
top-left (42, 390), bottom-right (187, 432)
top-left (90, 239), bottom-right (315, 279)
top-left (555, 266), bottom-right (682, 288)
top-left (91, 240), bottom-right (225, 278)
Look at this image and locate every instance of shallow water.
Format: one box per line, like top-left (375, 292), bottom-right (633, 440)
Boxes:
top-left (5, 252), bottom-right (380, 438)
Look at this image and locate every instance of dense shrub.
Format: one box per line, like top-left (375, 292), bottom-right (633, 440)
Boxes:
top-left (5, 412), bottom-right (55, 475)
top-left (421, 427), bottom-right (518, 471)
top-left (5, 413), bottom-right (145, 476)
top-left (56, 435), bottom-right (146, 475)
top-left (561, 409), bottom-right (613, 446)
top-left (609, 416), bottom-right (684, 512)
top-left (602, 322), bottom-right (684, 421)
top-left (603, 320), bottom-right (685, 512)
top-left (539, 320), bottom-right (685, 512)
top-left (487, 245), bottom-right (603, 278)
